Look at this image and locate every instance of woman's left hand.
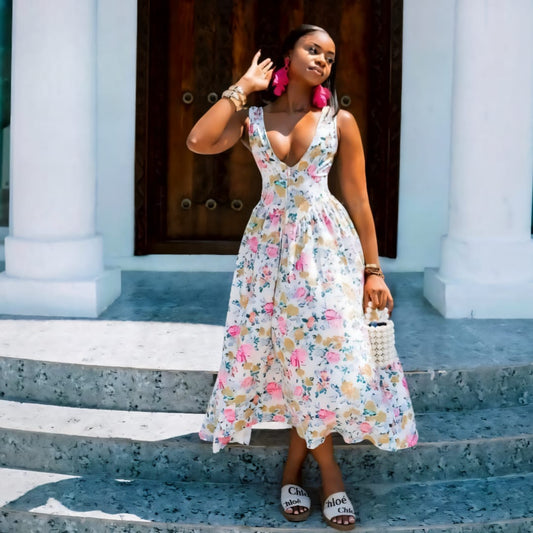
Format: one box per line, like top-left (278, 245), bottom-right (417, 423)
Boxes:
top-left (363, 275), bottom-right (394, 314)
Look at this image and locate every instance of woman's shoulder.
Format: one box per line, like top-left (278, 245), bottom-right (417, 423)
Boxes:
top-left (335, 109), bottom-right (363, 149)
top-left (336, 109), bottom-right (360, 130)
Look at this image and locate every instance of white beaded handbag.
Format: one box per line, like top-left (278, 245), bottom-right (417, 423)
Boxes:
top-left (365, 304), bottom-right (398, 366)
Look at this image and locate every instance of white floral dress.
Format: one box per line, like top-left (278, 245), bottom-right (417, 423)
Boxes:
top-left (199, 105), bottom-right (419, 453)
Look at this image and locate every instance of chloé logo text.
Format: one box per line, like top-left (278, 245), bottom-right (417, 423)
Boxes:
top-left (326, 495), bottom-right (347, 508)
top-left (288, 486), bottom-right (306, 497)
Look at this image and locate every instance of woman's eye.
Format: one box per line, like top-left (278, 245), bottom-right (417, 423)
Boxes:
top-left (308, 46), bottom-right (317, 54)
top-left (326, 58), bottom-right (335, 65)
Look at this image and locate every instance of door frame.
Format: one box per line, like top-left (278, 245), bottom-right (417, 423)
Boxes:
top-left (134, 0), bottom-right (403, 257)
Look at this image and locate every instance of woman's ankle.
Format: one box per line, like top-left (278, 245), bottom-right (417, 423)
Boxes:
top-left (282, 463), bottom-right (305, 485)
top-left (319, 462), bottom-right (346, 494)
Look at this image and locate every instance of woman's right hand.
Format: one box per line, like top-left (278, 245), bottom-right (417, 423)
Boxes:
top-left (237, 51), bottom-right (274, 94)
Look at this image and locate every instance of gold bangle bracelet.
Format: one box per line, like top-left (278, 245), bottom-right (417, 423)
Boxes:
top-left (228, 84), bottom-right (245, 95)
top-left (365, 271), bottom-right (385, 279)
top-left (221, 87), bottom-right (246, 111)
top-left (222, 94), bottom-right (242, 111)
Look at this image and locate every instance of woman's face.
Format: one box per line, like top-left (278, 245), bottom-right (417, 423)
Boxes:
top-left (288, 31), bottom-right (336, 86)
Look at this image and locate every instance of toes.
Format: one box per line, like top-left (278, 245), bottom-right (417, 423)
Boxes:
top-left (332, 514), bottom-right (355, 525)
top-left (289, 506), bottom-right (308, 515)
top-left (283, 503), bottom-right (309, 517)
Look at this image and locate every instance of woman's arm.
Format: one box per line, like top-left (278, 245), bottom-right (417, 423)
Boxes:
top-left (186, 51), bottom-right (273, 154)
top-left (336, 110), bottom-right (394, 313)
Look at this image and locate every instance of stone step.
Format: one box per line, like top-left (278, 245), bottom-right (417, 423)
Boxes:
top-left (0, 399), bottom-right (531, 484)
top-left (1, 355), bottom-right (529, 414)
top-left (0, 320), bottom-right (530, 413)
top-left (0, 467), bottom-right (532, 532)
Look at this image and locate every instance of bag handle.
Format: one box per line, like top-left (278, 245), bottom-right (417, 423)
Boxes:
top-left (365, 303), bottom-right (390, 322)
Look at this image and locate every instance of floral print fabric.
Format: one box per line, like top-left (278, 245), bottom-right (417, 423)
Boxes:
top-left (199, 105), bottom-right (418, 453)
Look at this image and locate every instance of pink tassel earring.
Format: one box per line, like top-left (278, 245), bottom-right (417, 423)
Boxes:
top-left (312, 85), bottom-right (331, 109)
top-left (272, 57), bottom-right (290, 96)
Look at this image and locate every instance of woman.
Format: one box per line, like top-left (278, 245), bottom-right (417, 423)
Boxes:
top-left (187, 24), bottom-right (418, 531)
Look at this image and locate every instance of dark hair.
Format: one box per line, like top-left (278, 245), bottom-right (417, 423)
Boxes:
top-left (262, 24), bottom-right (339, 113)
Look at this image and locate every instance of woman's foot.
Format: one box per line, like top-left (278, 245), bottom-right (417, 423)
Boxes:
top-left (281, 428), bottom-right (310, 518)
top-left (321, 490), bottom-right (356, 531)
top-left (280, 476), bottom-right (309, 517)
top-left (308, 435), bottom-right (356, 529)
top-left (280, 483), bottom-right (311, 521)
top-left (320, 462), bottom-right (356, 528)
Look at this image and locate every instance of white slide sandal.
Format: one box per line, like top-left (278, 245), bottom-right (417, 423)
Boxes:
top-left (280, 484), bottom-right (311, 522)
top-left (322, 491), bottom-right (356, 531)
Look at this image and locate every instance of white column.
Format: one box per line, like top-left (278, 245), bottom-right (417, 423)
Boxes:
top-left (424, 0), bottom-right (533, 318)
top-left (0, 0), bottom-right (120, 317)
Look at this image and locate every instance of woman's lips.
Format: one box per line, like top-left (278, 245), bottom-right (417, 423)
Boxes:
top-left (308, 66), bottom-right (323, 75)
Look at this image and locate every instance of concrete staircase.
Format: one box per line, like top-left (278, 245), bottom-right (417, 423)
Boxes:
top-left (0, 271), bottom-right (532, 532)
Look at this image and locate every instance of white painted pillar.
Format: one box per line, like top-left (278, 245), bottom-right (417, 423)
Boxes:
top-left (424, 0), bottom-right (533, 318)
top-left (0, 0), bottom-right (121, 317)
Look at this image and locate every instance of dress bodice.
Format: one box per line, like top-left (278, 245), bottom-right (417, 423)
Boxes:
top-left (248, 106), bottom-right (338, 208)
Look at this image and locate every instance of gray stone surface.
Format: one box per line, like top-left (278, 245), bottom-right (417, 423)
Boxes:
top-left (0, 468), bottom-right (532, 532)
top-left (1, 271), bottom-right (532, 371)
top-left (0, 399), bottom-right (531, 484)
top-left (0, 320), bottom-right (224, 371)
top-left (1, 353), bottom-right (530, 414)
top-left (0, 270), bottom-right (532, 532)
top-left (0, 272), bottom-right (531, 414)
top-left (408, 364), bottom-right (532, 412)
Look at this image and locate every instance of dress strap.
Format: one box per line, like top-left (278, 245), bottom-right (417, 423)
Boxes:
top-left (247, 106), bottom-right (262, 137)
top-left (323, 105), bottom-right (338, 146)
top-left (247, 106), bottom-right (268, 157)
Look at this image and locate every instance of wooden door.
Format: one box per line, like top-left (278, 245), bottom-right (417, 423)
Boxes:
top-left (135, 0), bottom-right (403, 256)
